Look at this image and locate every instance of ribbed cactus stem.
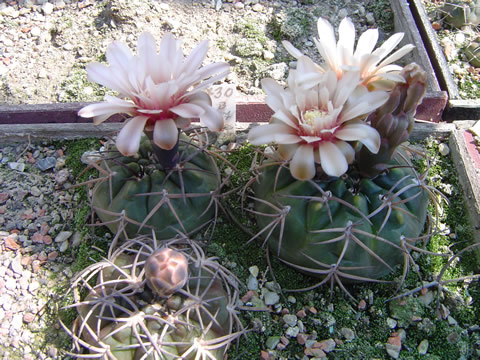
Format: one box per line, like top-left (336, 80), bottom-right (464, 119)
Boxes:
top-left (357, 63), bottom-right (427, 177)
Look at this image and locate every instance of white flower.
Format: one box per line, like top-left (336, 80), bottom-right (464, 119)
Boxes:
top-left (283, 17), bottom-right (415, 90)
top-left (78, 32), bottom-right (229, 156)
top-left (248, 57), bottom-right (389, 180)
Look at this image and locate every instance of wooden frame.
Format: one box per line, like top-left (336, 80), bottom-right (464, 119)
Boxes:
top-left (409, 0), bottom-right (480, 120)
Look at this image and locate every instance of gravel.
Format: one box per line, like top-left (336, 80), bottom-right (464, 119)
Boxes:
top-left (0, 139), bottom-right (84, 360)
top-left (0, 0), bottom-right (384, 105)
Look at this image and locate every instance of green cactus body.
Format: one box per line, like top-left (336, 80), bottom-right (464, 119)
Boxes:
top-left (466, 37), bottom-right (480, 67)
top-left (443, 1), bottom-right (480, 27)
top-left (253, 155), bottom-right (429, 281)
top-left (92, 136), bottom-right (220, 239)
top-left (94, 308), bottom-right (224, 360)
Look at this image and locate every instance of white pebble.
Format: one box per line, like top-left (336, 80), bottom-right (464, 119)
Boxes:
top-left (439, 143), bottom-right (450, 156)
top-left (28, 280), bottom-right (40, 293)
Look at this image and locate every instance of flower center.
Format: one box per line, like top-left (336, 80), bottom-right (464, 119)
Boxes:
top-left (303, 109), bottom-right (328, 129)
top-left (299, 109), bottom-right (339, 147)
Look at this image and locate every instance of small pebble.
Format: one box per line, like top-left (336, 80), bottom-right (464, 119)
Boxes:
top-left (418, 339), bottom-right (429, 355)
top-left (248, 265), bottom-right (259, 277)
top-left (439, 143), bottom-right (450, 156)
top-left (263, 290), bottom-right (279, 305)
top-left (340, 327), bottom-right (355, 341)
top-left (283, 314), bottom-right (297, 327)
top-left (55, 231), bottom-right (72, 243)
top-left (23, 313), bottom-right (35, 324)
top-left (8, 162), bottom-right (25, 172)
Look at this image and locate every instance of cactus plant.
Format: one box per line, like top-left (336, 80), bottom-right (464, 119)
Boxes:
top-left (247, 17), bottom-right (436, 292)
top-left (465, 36), bottom-right (480, 67)
top-left (89, 132), bottom-right (222, 239)
top-left (77, 32), bottom-right (229, 239)
top-left (442, 0), bottom-right (480, 27)
top-left (62, 233), bottom-right (245, 359)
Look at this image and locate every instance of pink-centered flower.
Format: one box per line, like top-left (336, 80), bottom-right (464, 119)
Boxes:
top-left (78, 32), bottom-right (229, 156)
top-left (283, 17), bottom-right (415, 90)
top-left (248, 57), bottom-right (389, 180)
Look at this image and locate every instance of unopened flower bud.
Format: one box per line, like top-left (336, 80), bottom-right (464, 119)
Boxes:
top-left (145, 248), bottom-right (188, 297)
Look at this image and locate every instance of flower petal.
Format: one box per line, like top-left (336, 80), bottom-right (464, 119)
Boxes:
top-left (290, 144), bottom-right (315, 180)
top-left (153, 119), bottom-right (179, 150)
top-left (262, 78), bottom-right (288, 111)
top-left (337, 17), bottom-right (356, 65)
top-left (86, 62), bottom-right (131, 95)
top-left (341, 90), bottom-right (389, 121)
top-left (282, 40), bottom-right (304, 59)
top-left (199, 106), bottom-right (224, 131)
top-left (335, 123), bottom-right (381, 153)
top-left (318, 141), bottom-right (348, 177)
top-left (138, 32), bottom-right (163, 83)
top-left (78, 99), bottom-right (136, 125)
top-left (272, 109), bottom-right (298, 128)
top-left (116, 116), bottom-right (149, 156)
top-left (181, 40), bottom-right (208, 74)
top-left (316, 18), bottom-right (338, 72)
top-left (248, 123), bottom-right (300, 145)
top-left (106, 41), bottom-right (133, 74)
top-left (158, 33), bottom-right (180, 81)
top-left (334, 140), bottom-right (355, 164)
top-left (377, 44), bottom-right (415, 68)
top-left (333, 70), bottom-right (360, 108)
top-left (354, 29), bottom-right (378, 60)
top-left (278, 144), bottom-right (298, 160)
top-left (170, 103), bottom-right (205, 118)
top-left (371, 32), bottom-right (404, 63)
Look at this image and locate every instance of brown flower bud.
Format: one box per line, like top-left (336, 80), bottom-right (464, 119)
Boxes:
top-left (145, 248), bottom-right (188, 297)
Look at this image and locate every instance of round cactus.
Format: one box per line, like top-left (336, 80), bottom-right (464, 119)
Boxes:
top-left (247, 61), bottom-right (431, 288)
top-left (63, 236), bottom-right (244, 359)
top-left (465, 37), bottom-right (480, 67)
top-left (90, 132), bottom-right (221, 239)
top-left (253, 154), bottom-right (430, 282)
top-left (443, 0), bottom-right (480, 27)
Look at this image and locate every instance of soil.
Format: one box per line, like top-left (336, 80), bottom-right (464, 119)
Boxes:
top-left (0, 0), bottom-right (392, 105)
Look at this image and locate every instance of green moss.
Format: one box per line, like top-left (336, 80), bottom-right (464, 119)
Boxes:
top-left (233, 18), bottom-right (269, 46)
top-left (62, 138), bottom-right (101, 177)
top-left (57, 63), bottom-right (118, 103)
top-left (278, 8), bottom-right (315, 42)
top-left (365, 0), bottom-right (394, 34)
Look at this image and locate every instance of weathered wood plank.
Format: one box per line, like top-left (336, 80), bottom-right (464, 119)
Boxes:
top-left (408, 0), bottom-right (458, 98)
top-left (0, 121), bottom-right (456, 143)
top-left (0, 123), bottom-right (123, 142)
top-left (449, 128), bottom-right (480, 257)
top-left (391, 0), bottom-right (441, 93)
top-left (409, 0), bottom-right (480, 120)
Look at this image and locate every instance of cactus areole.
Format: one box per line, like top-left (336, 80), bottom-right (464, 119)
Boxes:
top-left (254, 155), bottom-right (430, 281)
top-left (92, 135), bottom-right (220, 239)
